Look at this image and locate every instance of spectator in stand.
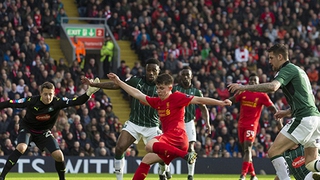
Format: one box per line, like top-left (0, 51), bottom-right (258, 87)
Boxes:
top-left (55, 8), bottom-right (68, 37)
top-left (235, 44), bottom-right (249, 64)
top-left (116, 60), bottom-right (128, 81)
top-left (35, 37), bottom-right (49, 53)
top-left (216, 82), bottom-right (230, 101)
top-left (84, 58), bottom-right (98, 78)
top-left (42, 9), bottom-right (56, 38)
top-left (164, 52), bottom-right (181, 75)
top-left (307, 63), bottom-right (319, 84)
top-left (69, 141), bottom-right (82, 156)
top-left (83, 142), bottom-right (95, 157)
top-left (107, 12), bottom-right (122, 40)
top-left (95, 141), bottom-right (110, 157)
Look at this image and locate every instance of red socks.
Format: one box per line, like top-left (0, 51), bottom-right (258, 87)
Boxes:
top-left (248, 162), bottom-right (256, 176)
top-left (242, 162), bottom-right (256, 177)
top-left (132, 162), bottom-right (150, 180)
top-left (152, 142), bottom-right (187, 158)
top-left (241, 161), bottom-right (250, 176)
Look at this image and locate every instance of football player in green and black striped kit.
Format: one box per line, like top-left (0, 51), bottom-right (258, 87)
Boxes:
top-left (172, 66), bottom-right (210, 180)
top-left (83, 58), bottom-right (171, 180)
top-left (228, 44), bottom-right (320, 180)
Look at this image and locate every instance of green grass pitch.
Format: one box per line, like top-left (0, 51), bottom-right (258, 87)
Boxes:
top-left (4, 173), bottom-right (283, 179)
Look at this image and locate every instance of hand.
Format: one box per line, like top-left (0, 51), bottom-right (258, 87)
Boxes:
top-left (274, 110), bottom-right (287, 120)
top-left (107, 73), bottom-right (121, 85)
top-left (81, 77), bottom-right (92, 85)
top-left (228, 83), bottom-right (244, 93)
top-left (222, 99), bottom-right (232, 106)
top-left (86, 78), bottom-right (100, 96)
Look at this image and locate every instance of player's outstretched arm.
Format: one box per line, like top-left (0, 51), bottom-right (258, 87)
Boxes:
top-left (191, 97), bottom-right (232, 107)
top-left (81, 77), bottom-right (120, 89)
top-left (107, 73), bottom-right (149, 105)
top-left (228, 80), bottom-right (281, 93)
top-left (0, 98), bottom-right (29, 109)
top-left (198, 104), bottom-right (211, 133)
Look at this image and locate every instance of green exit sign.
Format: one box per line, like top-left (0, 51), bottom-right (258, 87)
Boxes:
top-left (66, 27), bottom-right (105, 37)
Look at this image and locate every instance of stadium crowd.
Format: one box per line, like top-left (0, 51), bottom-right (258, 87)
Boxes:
top-left (0, 0), bottom-right (318, 161)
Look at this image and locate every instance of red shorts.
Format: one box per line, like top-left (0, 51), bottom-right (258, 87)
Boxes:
top-left (155, 128), bottom-right (188, 164)
top-left (238, 126), bottom-right (257, 143)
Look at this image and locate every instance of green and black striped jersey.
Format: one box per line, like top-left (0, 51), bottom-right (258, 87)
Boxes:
top-left (172, 85), bottom-right (203, 123)
top-left (125, 76), bottom-right (159, 127)
top-left (275, 62), bottom-right (320, 119)
top-left (283, 145), bottom-right (309, 180)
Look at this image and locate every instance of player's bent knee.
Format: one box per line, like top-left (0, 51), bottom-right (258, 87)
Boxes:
top-left (306, 160), bottom-right (319, 172)
top-left (51, 150), bottom-right (64, 161)
top-left (16, 143), bottom-right (28, 154)
top-left (145, 144), bottom-right (153, 152)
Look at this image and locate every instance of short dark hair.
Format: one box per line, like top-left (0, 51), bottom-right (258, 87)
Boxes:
top-left (182, 66), bottom-right (192, 70)
top-left (155, 73), bottom-right (174, 85)
top-left (41, 82), bottom-right (54, 92)
top-left (145, 58), bottom-right (160, 66)
top-left (249, 73), bottom-right (258, 78)
top-left (267, 44), bottom-right (288, 60)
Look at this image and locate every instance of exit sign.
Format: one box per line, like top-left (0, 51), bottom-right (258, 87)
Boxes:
top-left (66, 27), bottom-right (104, 37)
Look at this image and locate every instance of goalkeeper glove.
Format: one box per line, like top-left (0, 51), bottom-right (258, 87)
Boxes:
top-left (86, 78), bottom-right (100, 97)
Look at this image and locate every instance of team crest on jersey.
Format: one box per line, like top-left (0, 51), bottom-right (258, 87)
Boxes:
top-left (48, 107), bottom-right (54, 112)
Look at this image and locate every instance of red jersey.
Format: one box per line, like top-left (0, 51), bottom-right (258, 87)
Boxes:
top-left (146, 91), bottom-right (193, 133)
top-left (235, 91), bottom-right (273, 128)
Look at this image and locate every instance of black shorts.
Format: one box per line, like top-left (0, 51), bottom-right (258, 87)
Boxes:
top-left (17, 128), bottom-right (60, 153)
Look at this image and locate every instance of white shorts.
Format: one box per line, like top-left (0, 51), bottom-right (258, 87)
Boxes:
top-left (281, 116), bottom-right (320, 148)
top-left (122, 121), bottom-right (162, 144)
top-left (185, 120), bottom-right (196, 142)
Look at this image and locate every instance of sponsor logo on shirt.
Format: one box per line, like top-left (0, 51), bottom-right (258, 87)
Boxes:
top-left (36, 114), bottom-right (51, 121)
top-left (292, 156), bottom-right (305, 168)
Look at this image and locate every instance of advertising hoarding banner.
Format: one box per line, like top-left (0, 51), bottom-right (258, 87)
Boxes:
top-left (0, 157), bottom-right (275, 174)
